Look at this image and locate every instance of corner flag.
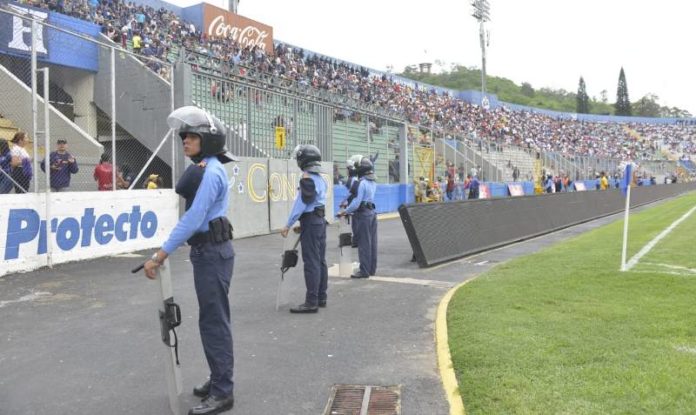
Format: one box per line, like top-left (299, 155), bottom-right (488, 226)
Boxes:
top-left (621, 163), bottom-right (633, 196)
top-left (620, 163), bottom-right (633, 271)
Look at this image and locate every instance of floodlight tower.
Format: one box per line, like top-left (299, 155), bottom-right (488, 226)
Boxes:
top-left (228, 0), bottom-right (239, 13)
top-left (471, 0), bottom-right (490, 106)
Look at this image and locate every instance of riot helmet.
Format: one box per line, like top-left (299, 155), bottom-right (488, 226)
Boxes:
top-left (167, 106), bottom-right (237, 163)
top-left (356, 156), bottom-right (375, 180)
top-left (346, 154), bottom-right (363, 176)
top-left (294, 144), bottom-right (322, 173)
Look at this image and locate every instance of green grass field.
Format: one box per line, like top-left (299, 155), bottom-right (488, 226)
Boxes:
top-left (447, 192), bottom-right (696, 414)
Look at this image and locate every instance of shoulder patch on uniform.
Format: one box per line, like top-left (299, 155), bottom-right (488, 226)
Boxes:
top-left (300, 177), bottom-right (316, 204)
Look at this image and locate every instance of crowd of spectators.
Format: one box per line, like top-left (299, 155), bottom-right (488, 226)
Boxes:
top-left (11, 0), bottom-right (696, 162)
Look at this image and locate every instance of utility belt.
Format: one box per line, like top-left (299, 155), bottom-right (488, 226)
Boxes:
top-left (187, 217), bottom-right (233, 245)
top-left (359, 202), bottom-right (376, 211)
top-left (300, 206), bottom-right (325, 220)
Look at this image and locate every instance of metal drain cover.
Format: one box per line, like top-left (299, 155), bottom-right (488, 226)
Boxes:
top-left (324, 384), bottom-right (401, 415)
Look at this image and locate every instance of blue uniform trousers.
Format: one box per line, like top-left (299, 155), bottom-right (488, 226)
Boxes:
top-left (190, 240), bottom-right (235, 398)
top-left (353, 208), bottom-right (377, 276)
top-left (299, 213), bottom-right (328, 306)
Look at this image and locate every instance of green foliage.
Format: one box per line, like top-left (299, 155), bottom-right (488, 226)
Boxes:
top-left (633, 94), bottom-right (693, 118)
top-left (576, 77), bottom-right (590, 114)
top-left (401, 66), bottom-right (615, 115)
top-left (615, 67), bottom-right (632, 116)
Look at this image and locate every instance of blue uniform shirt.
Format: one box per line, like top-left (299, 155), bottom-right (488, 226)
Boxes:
top-left (345, 179), bottom-right (377, 214)
top-left (162, 156), bottom-right (230, 254)
top-left (286, 173), bottom-right (327, 227)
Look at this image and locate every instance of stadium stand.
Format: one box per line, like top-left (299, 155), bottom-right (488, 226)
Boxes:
top-left (7, 0), bottom-right (696, 189)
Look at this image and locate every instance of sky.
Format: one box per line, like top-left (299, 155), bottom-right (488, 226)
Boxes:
top-left (170, 0), bottom-right (696, 113)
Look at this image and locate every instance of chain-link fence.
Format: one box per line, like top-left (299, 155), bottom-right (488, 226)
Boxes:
top-left (0, 4), bottom-right (175, 195)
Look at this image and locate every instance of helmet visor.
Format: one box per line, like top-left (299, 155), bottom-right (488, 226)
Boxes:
top-left (167, 106), bottom-right (221, 135)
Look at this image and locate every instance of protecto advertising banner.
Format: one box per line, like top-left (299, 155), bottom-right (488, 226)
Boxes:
top-left (0, 2), bottom-right (101, 72)
top-left (201, 3), bottom-right (273, 55)
top-left (1, 190), bottom-right (179, 277)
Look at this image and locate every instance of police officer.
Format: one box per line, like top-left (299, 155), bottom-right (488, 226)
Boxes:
top-left (339, 156), bottom-right (377, 278)
top-left (281, 144), bottom-right (328, 313)
top-left (341, 154), bottom-right (362, 248)
top-left (143, 106), bottom-right (236, 415)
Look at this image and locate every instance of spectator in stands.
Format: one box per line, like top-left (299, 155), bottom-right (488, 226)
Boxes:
top-left (145, 174), bottom-right (162, 189)
top-left (0, 138), bottom-right (14, 194)
top-left (114, 165), bottom-right (129, 189)
top-left (445, 171), bottom-right (455, 201)
top-left (132, 31), bottom-right (142, 54)
top-left (562, 174), bottom-right (572, 192)
top-left (94, 153), bottom-right (113, 190)
top-left (120, 164), bottom-right (134, 188)
top-left (600, 171), bottom-right (609, 190)
top-left (40, 139), bottom-right (79, 191)
top-left (467, 173), bottom-right (480, 199)
top-left (512, 166), bottom-right (520, 182)
top-left (544, 174), bottom-right (554, 194)
top-left (10, 132), bottom-right (32, 193)
top-left (388, 155), bottom-right (399, 183)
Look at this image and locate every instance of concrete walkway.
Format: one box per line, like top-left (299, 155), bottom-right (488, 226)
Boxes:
top-left (0, 210), bottom-right (635, 415)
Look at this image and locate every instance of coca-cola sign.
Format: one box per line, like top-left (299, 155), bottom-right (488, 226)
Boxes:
top-left (202, 4), bottom-right (274, 54)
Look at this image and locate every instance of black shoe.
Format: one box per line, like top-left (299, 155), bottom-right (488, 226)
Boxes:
top-left (188, 394), bottom-right (234, 415)
top-left (351, 274), bottom-right (369, 279)
top-left (318, 300), bottom-right (327, 308)
top-left (290, 303), bottom-right (318, 313)
top-left (193, 379), bottom-right (211, 398)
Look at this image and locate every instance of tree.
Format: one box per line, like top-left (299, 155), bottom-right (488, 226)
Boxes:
top-left (576, 77), bottom-right (590, 114)
top-left (632, 94), bottom-right (661, 117)
top-left (615, 67), bottom-right (632, 116)
top-left (600, 89), bottom-right (608, 104)
top-left (521, 82), bottom-right (535, 97)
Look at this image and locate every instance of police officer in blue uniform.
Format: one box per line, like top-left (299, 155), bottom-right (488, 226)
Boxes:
top-left (143, 106), bottom-right (236, 415)
top-left (339, 157), bottom-right (377, 278)
top-left (281, 144), bottom-right (328, 313)
top-left (340, 154), bottom-right (362, 248)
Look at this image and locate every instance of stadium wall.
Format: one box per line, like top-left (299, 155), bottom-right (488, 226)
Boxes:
top-left (1, 190), bottom-right (179, 277)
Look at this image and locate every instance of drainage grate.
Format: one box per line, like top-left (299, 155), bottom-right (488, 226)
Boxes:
top-left (324, 385), bottom-right (401, 415)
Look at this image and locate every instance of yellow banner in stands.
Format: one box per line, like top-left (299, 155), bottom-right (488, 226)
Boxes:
top-left (274, 127), bottom-right (286, 149)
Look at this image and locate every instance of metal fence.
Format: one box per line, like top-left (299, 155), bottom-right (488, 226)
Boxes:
top-left (0, 5), bottom-right (175, 195)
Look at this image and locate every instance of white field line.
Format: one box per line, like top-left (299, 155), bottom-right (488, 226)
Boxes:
top-left (641, 262), bottom-right (696, 274)
top-left (674, 345), bottom-right (696, 355)
top-left (625, 205), bottom-right (696, 271)
top-left (629, 270), bottom-right (695, 277)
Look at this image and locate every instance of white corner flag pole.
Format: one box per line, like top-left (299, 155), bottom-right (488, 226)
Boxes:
top-left (620, 183), bottom-right (632, 272)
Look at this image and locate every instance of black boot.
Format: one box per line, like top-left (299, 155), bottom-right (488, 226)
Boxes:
top-left (290, 303), bottom-right (318, 313)
top-left (188, 394), bottom-right (234, 415)
top-left (318, 300), bottom-right (327, 308)
top-left (193, 379), bottom-right (211, 398)
top-left (350, 273), bottom-right (369, 279)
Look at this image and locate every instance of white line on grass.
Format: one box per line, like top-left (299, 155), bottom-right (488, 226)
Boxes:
top-left (629, 270), bottom-right (695, 277)
top-left (624, 205), bottom-right (696, 271)
top-left (641, 262), bottom-right (696, 274)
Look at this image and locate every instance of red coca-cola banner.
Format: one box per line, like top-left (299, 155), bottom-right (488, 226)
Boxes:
top-left (202, 4), bottom-right (274, 55)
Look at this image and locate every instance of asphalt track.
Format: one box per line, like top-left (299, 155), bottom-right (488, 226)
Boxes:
top-left (0, 209), bottom-right (648, 415)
